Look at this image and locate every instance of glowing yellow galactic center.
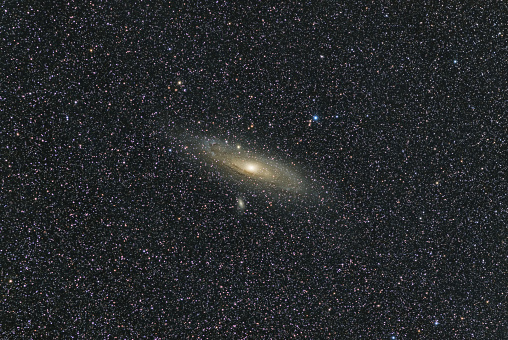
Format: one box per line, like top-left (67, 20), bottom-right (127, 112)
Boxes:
top-left (204, 142), bottom-right (303, 191)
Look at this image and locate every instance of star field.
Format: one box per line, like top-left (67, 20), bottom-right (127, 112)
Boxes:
top-left (1, 1), bottom-right (506, 338)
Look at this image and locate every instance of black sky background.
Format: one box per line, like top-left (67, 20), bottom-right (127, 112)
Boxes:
top-left (1, 1), bottom-right (507, 338)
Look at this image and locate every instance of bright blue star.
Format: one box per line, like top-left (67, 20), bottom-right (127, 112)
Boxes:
top-left (434, 320), bottom-right (439, 326)
top-left (313, 115), bottom-right (319, 121)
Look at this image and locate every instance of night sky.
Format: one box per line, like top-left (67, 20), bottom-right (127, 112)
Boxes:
top-left (2, 1), bottom-right (507, 338)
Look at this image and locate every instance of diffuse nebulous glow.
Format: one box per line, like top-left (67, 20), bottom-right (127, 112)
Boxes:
top-left (181, 134), bottom-right (306, 193)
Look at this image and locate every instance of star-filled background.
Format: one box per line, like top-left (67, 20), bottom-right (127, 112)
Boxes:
top-left (1, 1), bottom-right (506, 338)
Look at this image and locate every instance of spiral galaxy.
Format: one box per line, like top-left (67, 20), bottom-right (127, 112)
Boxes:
top-left (178, 133), bottom-right (306, 194)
